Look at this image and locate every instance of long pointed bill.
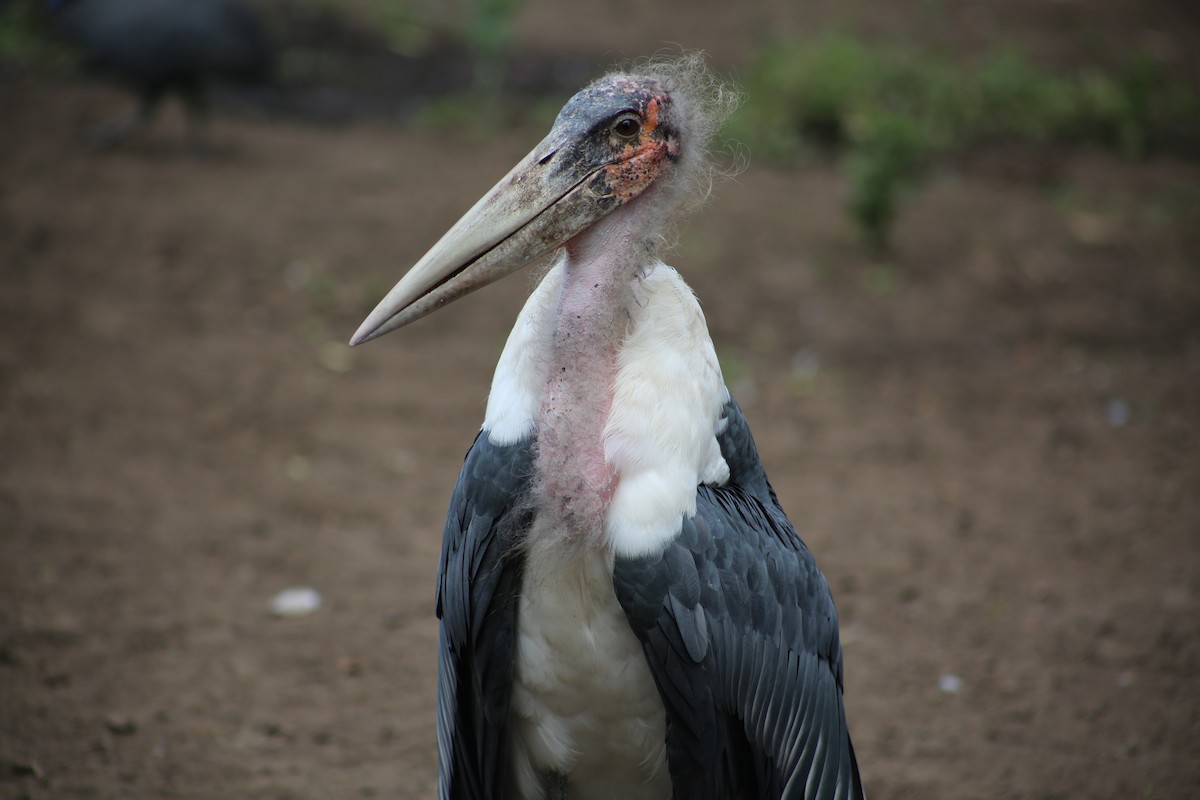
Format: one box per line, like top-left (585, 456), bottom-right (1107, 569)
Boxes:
top-left (350, 137), bottom-right (623, 346)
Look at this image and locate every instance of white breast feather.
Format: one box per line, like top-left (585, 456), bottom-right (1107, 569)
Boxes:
top-left (509, 543), bottom-right (671, 800)
top-left (604, 262), bottom-right (730, 557)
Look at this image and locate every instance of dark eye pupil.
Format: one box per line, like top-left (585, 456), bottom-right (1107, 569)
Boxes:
top-left (615, 117), bottom-right (640, 137)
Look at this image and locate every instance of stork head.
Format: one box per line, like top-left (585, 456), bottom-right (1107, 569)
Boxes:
top-left (350, 54), bottom-right (737, 345)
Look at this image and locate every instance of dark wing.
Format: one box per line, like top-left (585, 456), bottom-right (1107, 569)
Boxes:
top-left (435, 431), bottom-right (534, 800)
top-left (55, 0), bottom-right (272, 86)
top-left (614, 400), bottom-right (864, 800)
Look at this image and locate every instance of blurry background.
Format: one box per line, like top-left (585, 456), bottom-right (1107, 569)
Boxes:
top-left (1, 0), bottom-right (1198, 797)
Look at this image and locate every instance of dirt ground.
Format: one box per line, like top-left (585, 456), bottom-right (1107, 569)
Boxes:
top-left (2, 2), bottom-right (1199, 798)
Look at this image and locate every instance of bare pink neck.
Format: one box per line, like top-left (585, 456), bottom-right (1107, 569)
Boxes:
top-left (534, 206), bottom-right (650, 547)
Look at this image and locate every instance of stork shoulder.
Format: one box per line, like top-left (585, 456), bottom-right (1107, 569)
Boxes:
top-left (483, 261), bottom-right (563, 445)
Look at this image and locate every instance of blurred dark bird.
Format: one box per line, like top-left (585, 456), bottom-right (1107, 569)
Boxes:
top-left (352, 54), bottom-right (865, 800)
top-left (51, 0), bottom-right (273, 148)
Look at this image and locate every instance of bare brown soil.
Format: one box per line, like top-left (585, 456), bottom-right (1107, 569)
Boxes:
top-left (2, 2), bottom-right (1199, 798)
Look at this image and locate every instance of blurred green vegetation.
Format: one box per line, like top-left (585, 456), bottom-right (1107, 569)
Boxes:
top-left (330, 0), bottom-right (517, 92)
top-left (362, 0), bottom-right (434, 57)
top-left (0, 2), bottom-right (39, 60)
top-left (465, 0), bottom-right (516, 92)
top-left (356, 0), bottom-right (516, 74)
top-left (413, 92), bottom-right (560, 143)
top-left (729, 37), bottom-right (1200, 250)
top-left (10, 0), bottom-right (1196, 254)
top-left (0, 1), bottom-right (72, 70)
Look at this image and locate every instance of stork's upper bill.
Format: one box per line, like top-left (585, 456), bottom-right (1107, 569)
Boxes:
top-left (349, 75), bottom-right (682, 345)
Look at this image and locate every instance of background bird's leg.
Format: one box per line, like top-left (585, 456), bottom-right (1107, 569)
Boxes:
top-left (87, 86), bottom-right (162, 150)
top-left (179, 78), bottom-right (212, 152)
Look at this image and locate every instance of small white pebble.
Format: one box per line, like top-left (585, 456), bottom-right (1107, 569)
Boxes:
top-left (938, 673), bottom-right (963, 693)
top-left (270, 587), bottom-right (322, 617)
top-left (284, 455), bottom-right (311, 482)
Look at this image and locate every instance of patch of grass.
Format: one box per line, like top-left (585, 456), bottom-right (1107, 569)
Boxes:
top-left (366, 1), bottom-right (434, 57)
top-left (732, 37), bottom-right (1200, 250)
top-left (0, 2), bottom-right (72, 71)
top-left (413, 90), bottom-right (556, 141)
top-left (412, 93), bottom-right (518, 140)
top-left (0, 2), bottom-right (43, 62)
top-left (845, 113), bottom-right (925, 253)
top-left (277, 0), bottom-right (518, 84)
top-left (463, 0), bottom-right (516, 93)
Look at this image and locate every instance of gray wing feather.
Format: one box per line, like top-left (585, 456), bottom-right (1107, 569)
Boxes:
top-left (435, 432), bottom-right (534, 800)
top-left (613, 400), bottom-right (864, 799)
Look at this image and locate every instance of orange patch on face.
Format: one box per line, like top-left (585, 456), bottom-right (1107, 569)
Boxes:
top-left (602, 149), bottom-right (667, 202)
top-left (644, 97), bottom-right (661, 136)
top-left (602, 97), bottom-right (670, 203)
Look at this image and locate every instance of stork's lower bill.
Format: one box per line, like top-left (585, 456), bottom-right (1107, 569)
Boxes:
top-left (352, 55), bottom-right (866, 800)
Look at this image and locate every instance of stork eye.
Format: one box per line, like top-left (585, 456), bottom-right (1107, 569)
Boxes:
top-left (611, 114), bottom-right (641, 138)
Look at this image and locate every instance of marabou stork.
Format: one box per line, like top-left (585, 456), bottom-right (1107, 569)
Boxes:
top-left (52, 0), bottom-right (273, 148)
top-left (351, 55), bottom-right (865, 800)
